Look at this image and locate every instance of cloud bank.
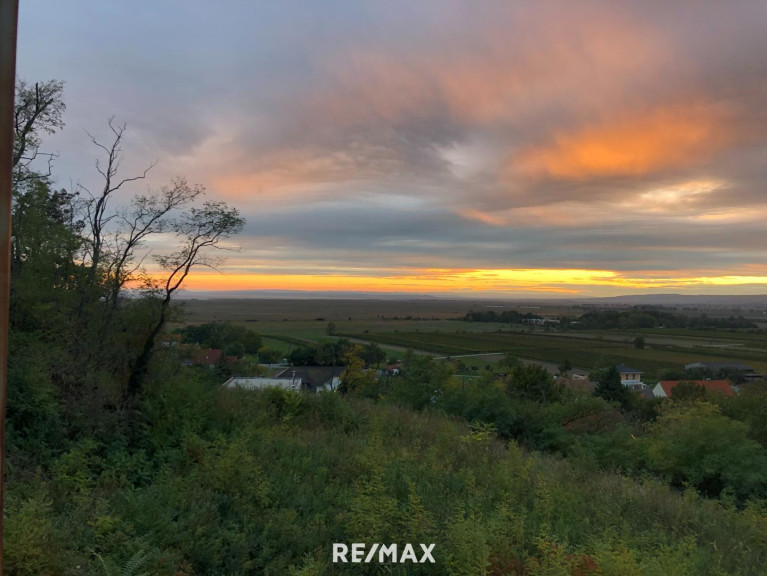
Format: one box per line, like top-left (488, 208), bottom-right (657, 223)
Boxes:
top-left (17, 1), bottom-right (767, 295)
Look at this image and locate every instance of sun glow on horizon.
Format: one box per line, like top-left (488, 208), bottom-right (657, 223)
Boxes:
top-left (163, 268), bottom-right (767, 296)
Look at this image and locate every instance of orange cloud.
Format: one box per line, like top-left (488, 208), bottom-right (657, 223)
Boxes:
top-left (458, 208), bottom-right (507, 226)
top-left (187, 6), bottom-right (710, 204)
top-left (211, 148), bottom-right (364, 198)
top-left (310, 4), bottom-right (671, 130)
top-left (512, 103), bottom-right (734, 180)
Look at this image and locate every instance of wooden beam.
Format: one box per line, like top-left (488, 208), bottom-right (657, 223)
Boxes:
top-left (0, 1), bottom-right (20, 573)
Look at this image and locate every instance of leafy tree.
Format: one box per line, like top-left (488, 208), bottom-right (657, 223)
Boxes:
top-left (360, 341), bottom-right (386, 368)
top-left (552, 396), bottom-right (623, 436)
top-left (633, 336), bottom-right (645, 349)
top-left (224, 341), bottom-right (245, 359)
top-left (498, 352), bottom-right (520, 372)
top-left (390, 352), bottom-right (453, 411)
top-left (670, 381), bottom-right (707, 403)
top-left (288, 345), bottom-right (316, 366)
top-left (257, 347), bottom-right (282, 364)
top-left (648, 402), bottom-right (767, 499)
top-left (10, 179), bottom-right (83, 332)
top-left (313, 338), bottom-right (352, 367)
top-left (557, 359), bottom-right (572, 377)
top-left (593, 366), bottom-right (633, 410)
top-left (339, 350), bottom-right (377, 396)
top-left (506, 364), bottom-right (562, 403)
top-left (13, 79), bottom-right (66, 181)
top-left (441, 377), bottom-right (518, 439)
top-left (719, 384), bottom-right (767, 449)
top-left (177, 322), bottom-right (261, 353)
top-left (325, 321), bottom-right (336, 335)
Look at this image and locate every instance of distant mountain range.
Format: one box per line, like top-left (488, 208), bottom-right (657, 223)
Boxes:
top-left (175, 290), bottom-right (767, 308)
top-left (575, 294), bottom-right (767, 307)
top-left (174, 290), bottom-right (441, 300)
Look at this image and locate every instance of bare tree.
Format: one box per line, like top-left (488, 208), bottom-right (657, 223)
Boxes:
top-left (104, 177), bottom-right (203, 307)
top-left (79, 118), bottom-right (156, 291)
top-left (127, 201), bottom-right (245, 397)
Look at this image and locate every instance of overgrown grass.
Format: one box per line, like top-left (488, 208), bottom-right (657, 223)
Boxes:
top-left (6, 382), bottom-right (766, 575)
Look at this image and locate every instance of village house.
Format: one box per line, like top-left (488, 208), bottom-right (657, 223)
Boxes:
top-left (159, 333), bottom-right (181, 348)
top-left (379, 363), bottom-right (400, 376)
top-left (224, 376), bottom-right (302, 391)
top-left (616, 364), bottom-right (645, 389)
top-left (684, 362), bottom-right (753, 373)
top-left (185, 348), bottom-right (237, 369)
top-left (652, 380), bottom-right (734, 399)
top-left (274, 366), bottom-right (342, 392)
top-left (683, 361), bottom-right (762, 382)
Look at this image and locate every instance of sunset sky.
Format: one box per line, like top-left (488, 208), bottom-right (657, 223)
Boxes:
top-left (16, 1), bottom-right (767, 297)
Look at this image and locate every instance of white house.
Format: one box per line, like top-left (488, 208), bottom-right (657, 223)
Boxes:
top-left (223, 377), bottom-right (302, 391)
top-left (616, 364), bottom-right (644, 388)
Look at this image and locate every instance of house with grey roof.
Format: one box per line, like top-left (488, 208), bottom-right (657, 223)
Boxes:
top-left (224, 377), bottom-right (302, 391)
top-left (616, 364), bottom-right (644, 388)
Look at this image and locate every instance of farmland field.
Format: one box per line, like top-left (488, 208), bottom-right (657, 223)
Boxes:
top-left (175, 298), bottom-right (767, 380)
top-left (343, 330), bottom-right (767, 379)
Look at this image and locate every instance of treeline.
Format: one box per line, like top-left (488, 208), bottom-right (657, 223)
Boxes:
top-left (571, 309), bottom-right (758, 330)
top-left (464, 307), bottom-right (759, 330)
top-left (463, 310), bottom-right (542, 323)
top-left (174, 322), bottom-right (262, 357)
top-left (287, 339), bottom-right (387, 368)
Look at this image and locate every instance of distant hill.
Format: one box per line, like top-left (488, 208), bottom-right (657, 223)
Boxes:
top-left (175, 290), bottom-right (767, 308)
top-left (174, 290), bottom-right (440, 300)
top-left (576, 294), bottom-right (767, 307)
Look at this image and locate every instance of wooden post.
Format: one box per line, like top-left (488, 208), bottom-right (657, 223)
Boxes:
top-left (0, 0), bottom-right (20, 573)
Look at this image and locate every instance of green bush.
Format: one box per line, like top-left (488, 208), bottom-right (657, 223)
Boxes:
top-left (647, 402), bottom-right (767, 499)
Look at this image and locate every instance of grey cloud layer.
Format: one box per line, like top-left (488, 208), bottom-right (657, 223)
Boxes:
top-left (232, 202), bottom-right (767, 274)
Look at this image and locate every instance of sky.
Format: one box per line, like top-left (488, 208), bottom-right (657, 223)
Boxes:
top-left (16, 1), bottom-right (767, 297)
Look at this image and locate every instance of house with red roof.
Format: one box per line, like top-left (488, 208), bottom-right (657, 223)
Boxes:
top-left (652, 380), bottom-right (734, 399)
top-left (191, 348), bottom-right (223, 368)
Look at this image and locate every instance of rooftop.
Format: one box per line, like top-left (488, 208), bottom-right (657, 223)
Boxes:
top-left (616, 364), bottom-right (643, 374)
top-left (656, 380), bottom-right (734, 398)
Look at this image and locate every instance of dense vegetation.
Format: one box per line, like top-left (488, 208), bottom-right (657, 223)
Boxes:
top-left (7, 360), bottom-right (767, 575)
